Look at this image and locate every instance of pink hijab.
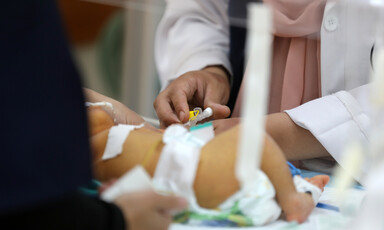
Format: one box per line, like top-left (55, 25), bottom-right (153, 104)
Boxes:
top-left (232, 0), bottom-right (327, 117)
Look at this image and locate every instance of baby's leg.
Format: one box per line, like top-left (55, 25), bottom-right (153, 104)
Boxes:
top-left (196, 126), bottom-right (328, 223)
top-left (259, 134), bottom-right (329, 223)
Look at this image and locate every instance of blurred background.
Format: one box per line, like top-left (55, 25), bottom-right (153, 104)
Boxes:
top-left (58, 0), bottom-right (164, 119)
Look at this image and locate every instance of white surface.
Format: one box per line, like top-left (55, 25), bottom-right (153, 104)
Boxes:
top-left (348, 166), bottom-right (384, 230)
top-left (101, 166), bottom-right (153, 202)
top-left (170, 187), bottom-right (366, 230)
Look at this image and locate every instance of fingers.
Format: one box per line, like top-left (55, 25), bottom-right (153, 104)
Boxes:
top-left (154, 69), bottom-right (230, 127)
top-left (207, 103), bottom-right (231, 120)
top-left (169, 92), bottom-right (191, 124)
top-left (154, 93), bottom-right (182, 128)
top-left (154, 76), bottom-right (196, 127)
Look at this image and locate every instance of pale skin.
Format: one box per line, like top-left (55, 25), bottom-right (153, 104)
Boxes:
top-left (88, 107), bottom-right (329, 224)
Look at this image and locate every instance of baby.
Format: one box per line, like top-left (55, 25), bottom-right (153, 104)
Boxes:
top-left (88, 107), bottom-right (329, 225)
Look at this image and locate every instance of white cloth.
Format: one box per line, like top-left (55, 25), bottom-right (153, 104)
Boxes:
top-left (155, 0), bottom-right (231, 90)
top-left (155, 0), bottom-right (381, 184)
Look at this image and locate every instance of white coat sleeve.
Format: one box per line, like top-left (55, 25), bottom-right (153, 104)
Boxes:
top-left (285, 84), bottom-right (372, 184)
top-left (155, 0), bottom-right (231, 90)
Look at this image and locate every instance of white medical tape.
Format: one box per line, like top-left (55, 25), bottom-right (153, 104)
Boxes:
top-left (85, 101), bottom-right (113, 109)
top-left (153, 125), bottom-right (204, 205)
top-left (189, 122), bottom-right (215, 145)
top-left (293, 175), bottom-right (322, 204)
top-left (102, 124), bottom-right (144, 160)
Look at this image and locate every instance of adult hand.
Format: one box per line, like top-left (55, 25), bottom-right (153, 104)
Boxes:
top-left (154, 66), bottom-right (231, 128)
top-left (114, 190), bottom-right (187, 230)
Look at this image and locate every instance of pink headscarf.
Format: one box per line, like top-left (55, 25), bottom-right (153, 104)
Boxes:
top-left (232, 0), bottom-right (327, 117)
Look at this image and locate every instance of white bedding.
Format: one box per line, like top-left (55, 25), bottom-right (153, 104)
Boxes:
top-left (170, 187), bottom-right (366, 230)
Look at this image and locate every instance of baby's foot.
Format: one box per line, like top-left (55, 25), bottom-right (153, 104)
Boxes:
top-left (283, 192), bottom-right (314, 224)
top-left (283, 175), bottom-right (330, 223)
top-left (305, 175), bottom-right (330, 191)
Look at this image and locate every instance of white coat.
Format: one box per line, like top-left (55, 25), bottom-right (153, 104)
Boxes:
top-left (155, 0), bottom-right (382, 184)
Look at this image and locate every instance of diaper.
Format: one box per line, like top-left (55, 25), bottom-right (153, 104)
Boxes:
top-left (153, 124), bottom-right (281, 227)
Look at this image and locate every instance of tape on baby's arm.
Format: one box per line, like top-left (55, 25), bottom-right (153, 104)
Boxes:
top-left (102, 124), bottom-right (144, 160)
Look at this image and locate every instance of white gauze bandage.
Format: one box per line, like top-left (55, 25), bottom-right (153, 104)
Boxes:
top-left (293, 175), bottom-right (322, 204)
top-left (153, 124), bottom-right (205, 208)
top-left (102, 124), bottom-right (144, 160)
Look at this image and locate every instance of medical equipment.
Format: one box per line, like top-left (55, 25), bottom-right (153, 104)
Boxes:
top-left (236, 3), bottom-right (272, 187)
top-left (184, 107), bottom-right (213, 127)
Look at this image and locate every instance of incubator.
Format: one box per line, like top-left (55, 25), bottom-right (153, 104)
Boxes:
top-left (80, 0), bottom-right (384, 229)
